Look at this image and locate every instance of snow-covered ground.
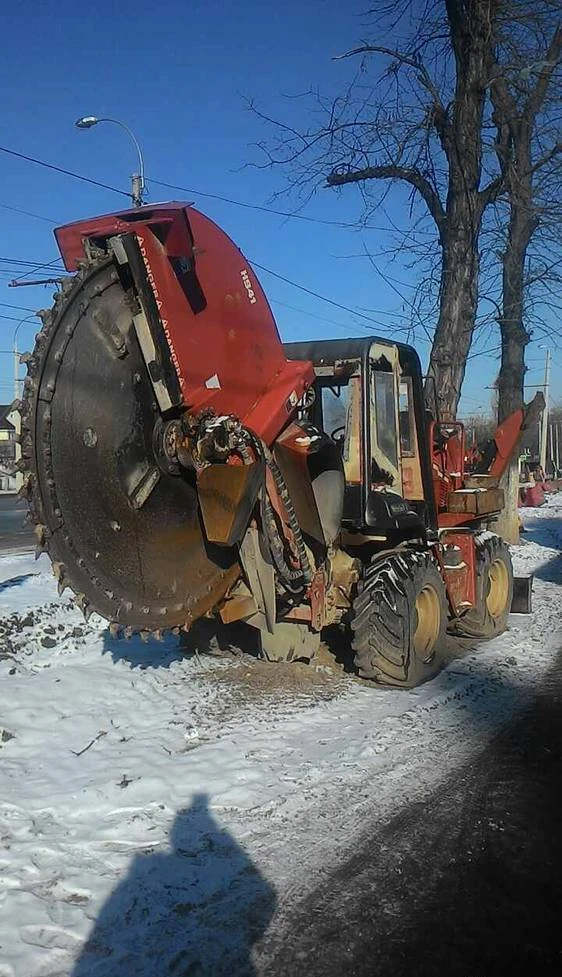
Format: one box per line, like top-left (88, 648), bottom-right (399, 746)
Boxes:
top-left (1, 497), bottom-right (561, 977)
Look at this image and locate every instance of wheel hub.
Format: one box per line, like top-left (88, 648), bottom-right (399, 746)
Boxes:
top-left (486, 558), bottom-right (510, 618)
top-left (414, 584), bottom-right (441, 661)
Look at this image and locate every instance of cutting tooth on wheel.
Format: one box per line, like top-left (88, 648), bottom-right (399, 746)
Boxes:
top-left (57, 576), bottom-right (69, 597)
top-left (21, 256), bottom-right (238, 636)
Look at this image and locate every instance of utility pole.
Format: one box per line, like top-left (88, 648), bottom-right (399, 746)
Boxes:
top-left (539, 347), bottom-right (551, 471)
top-left (12, 341), bottom-right (22, 491)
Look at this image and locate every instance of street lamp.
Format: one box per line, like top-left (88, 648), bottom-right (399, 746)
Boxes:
top-left (538, 345), bottom-right (551, 472)
top-left (75, 115), bottom-right (146, 207)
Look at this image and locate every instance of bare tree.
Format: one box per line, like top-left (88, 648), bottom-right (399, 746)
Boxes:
top-left (253, 0), bottom-right (503, 418)
top-left (486, 12), bottom-right (561, 422)
top-left (471, 7), bottom-right (562, 542)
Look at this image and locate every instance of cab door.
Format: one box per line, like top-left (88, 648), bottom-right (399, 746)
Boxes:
top-left (316, 366), bottom-right (363, 523)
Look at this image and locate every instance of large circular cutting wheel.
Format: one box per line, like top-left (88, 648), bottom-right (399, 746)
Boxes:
top-left (21, 258), bottom-right (239, 633)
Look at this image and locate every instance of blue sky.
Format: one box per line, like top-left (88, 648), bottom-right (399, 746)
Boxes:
top-left (0, 0), bottom-right (558, 417)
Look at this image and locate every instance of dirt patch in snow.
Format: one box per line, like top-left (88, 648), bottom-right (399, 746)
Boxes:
top-left (210, 654), bottom-right (348, 702)
top-left (173, 617), bottom-right (352, 716)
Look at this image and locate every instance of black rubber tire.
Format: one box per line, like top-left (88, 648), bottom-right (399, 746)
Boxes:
top-left (450, 533), bottom-right (513, 639)
top-left (351, 549), bottom-right (448, 688)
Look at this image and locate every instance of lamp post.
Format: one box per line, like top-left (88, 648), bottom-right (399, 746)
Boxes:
top-left (75, 116), bottom-right (146, 207)
top-left (538, 346), bottom-right (551, 472)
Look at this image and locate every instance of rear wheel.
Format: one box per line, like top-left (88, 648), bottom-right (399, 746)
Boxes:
top-left (351, 550), bottom-right (448, 688)
top-left (451, 534), bottom-right (513, 639)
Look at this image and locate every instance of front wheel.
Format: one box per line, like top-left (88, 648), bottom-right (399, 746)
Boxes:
top-left (450, 534), bottom-right (513, 639)
top-left (351, 550), bottom-right (448, 688)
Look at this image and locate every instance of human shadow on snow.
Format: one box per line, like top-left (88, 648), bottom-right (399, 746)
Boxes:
top-left (71, 793), bottom-right (276, 977)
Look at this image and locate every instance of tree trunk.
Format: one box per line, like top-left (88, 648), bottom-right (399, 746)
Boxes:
top-left (494, 462), bottom-right (521, 545)
top-left (493, 211), bottom-right (535, 545)
top-left (426, 0), bottom-right (495, 420)
top-left (497, 207), bottom-right (536, 423)
top-left (486, 25), bottom-right (562, 541)
top-left (427, 221), bottom-right (481, 419)
top-left (494, 149), bottom-right (536, 545)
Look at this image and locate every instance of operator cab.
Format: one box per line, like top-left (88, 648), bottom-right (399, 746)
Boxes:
top-left (284, 337), bottom-right (437, 541)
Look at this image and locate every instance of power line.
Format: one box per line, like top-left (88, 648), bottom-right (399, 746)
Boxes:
top-left (0, 147), bottom-right (408, 334)
top-left (0, 142), bottom-right (418, 328)
top-left (0, 256), bottom-right (63, 268)
top-left (0, 312), bottom-right (39, 323)
top-left (1, 235), bottom-right (390, 330)
top-left (360, 248), bottom-right (433, 345)
top-left (0, 201), bottom-right (57, 224)
top-left (467, 345), bottom-right (502, 360)
top-left (4, 140), bottom-right (560, 352)
top-left (10, 257), bottom-right (65, 284)
top-left (0, 302), bottom-right (38, 312)
top-left (0, 141), bottom-right (390, 233)
top-left (271, 296), bottom-right (371, 334)
top-left (0, 141), bottom-right (492, 347)
top-left (151, 177), bottom-right (388, 231)
top-left (0, 144), bottom-right (130, 199)
top-left (0, 156), bottom-right (549, 398)
top-left (249, 259), bottom-right (402, 333)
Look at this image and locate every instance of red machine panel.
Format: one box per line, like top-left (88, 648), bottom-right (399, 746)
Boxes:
top-left (55, 203), bottom-right (313, 445)
top-left (438, 531), bottom-right (477, 615)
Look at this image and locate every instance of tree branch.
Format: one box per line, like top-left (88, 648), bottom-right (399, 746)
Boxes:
top-left (333, 42), bottom-right (452, 157)
top-left (523, 25), bottom-right (562, 125)
top-left (479, 174), bottom-right (505, 207)
top-left (334, 43), bottom-right (438, 100)
top-left (326, 164), bottom-right (446, 231)
top-left (530, 140), bottom-right (562, 175)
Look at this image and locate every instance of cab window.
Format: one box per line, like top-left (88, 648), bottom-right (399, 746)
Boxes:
top-left (399, 378), bottom-right (415, 457)
top-left (321, 384), bottom-right (348, 438)
top-left (372, 371), bottom-right (398, 470)
top-left (319, 378), bottom-right (362, 483)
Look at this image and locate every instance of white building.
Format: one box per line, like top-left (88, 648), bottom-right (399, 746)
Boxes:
top-left (0, 405), bottom-right (18, 493)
